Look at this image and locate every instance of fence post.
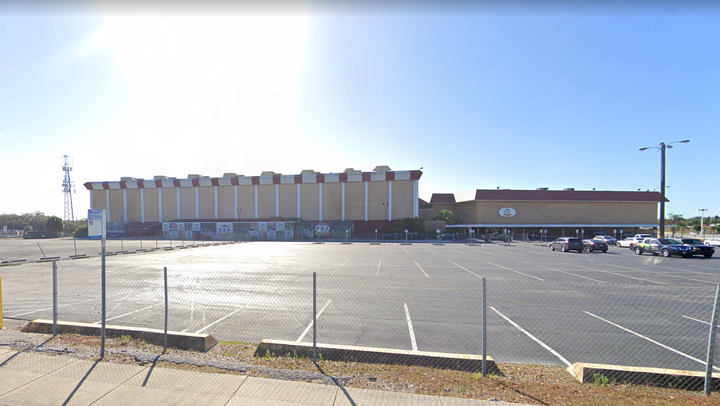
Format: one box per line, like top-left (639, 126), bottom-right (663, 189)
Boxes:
top-left (482, 277), bottom-right (487, 377)
top-left (101, 237), bottom-right (106, 359)
top-left (53, 261), bottom-right (58, 337)
top-left (705, 284), bottom-right (720, 395)
top-left (313, 272), bottom-right (317, 364)
top-left (164, 266), bottom-right (168, 351)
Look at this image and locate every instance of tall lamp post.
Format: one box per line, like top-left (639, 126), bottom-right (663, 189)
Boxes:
top-left (699, 208), bottom-right (708, 238)
top-left (639, 140), bottom-right (690, 238)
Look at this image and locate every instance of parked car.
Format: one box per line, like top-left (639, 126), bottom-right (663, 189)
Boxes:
top-left (705, 238), bottom-right (720, 247)
top-left (624, 234), bottom-right (654, 250)
top-left (679, 238), bottom-right (715, 258)
top-left (193, 233), bottom-right (212, 240)
top-left (550, 237), bottom-right (584, 253)
top-left (440, 233), bottom-right (458, 241)
top-left (582, 239), bottom-right (608, 253)
top-left (616, 236), bottom-right (637, 248)
top-left (593, 235), bottom-right (617, 246)
top-left (634, 238), bottom-right (692, 258)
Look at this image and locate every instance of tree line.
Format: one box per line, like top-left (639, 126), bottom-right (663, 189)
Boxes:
top-left (0, 212), bottom-right (86, 235)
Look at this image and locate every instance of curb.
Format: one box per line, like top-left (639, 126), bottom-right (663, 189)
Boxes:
top-left (255, 339), bottom-right (499, 373)
top-left (568, 362), bottom-right (720, 390)
top-left (21, 319), bottom-right (218, 352)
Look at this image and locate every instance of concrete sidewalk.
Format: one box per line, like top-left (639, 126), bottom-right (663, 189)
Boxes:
top-left (0, 348), bottom-right (531, 406)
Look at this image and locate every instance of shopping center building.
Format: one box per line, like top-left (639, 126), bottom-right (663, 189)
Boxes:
top-left (84, 167), bottom-right (663, 240)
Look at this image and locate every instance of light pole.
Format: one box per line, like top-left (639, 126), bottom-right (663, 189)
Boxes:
top-left (640, 140), bottom-right (690, 237)
top-left (699, 208), bottom-right (708, 239)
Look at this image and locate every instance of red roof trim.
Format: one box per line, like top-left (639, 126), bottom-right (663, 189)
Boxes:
top-left (137, 180), bottom-right (145, 188)
top-left (316, 174), bottom-right (325, 183)
top-left (102, 182), bottom-right (110, 190)
top-left (155, 180), bottom-right (163, 188)
top-left (339, 173), bottom-right (348, 182)
top-left (294, 175), bottom-right (302, 184)
top-left (362, 173), bottom-right (371, 182)
top-left (272, 175), bottom-right (282, 185)
top-left (210, 178), bottom-right (219, 187)
top-left (386, 171), bottom-right (395, 181)
top-left (173, 179), bottom-right (182, 188)
top-left (191, 178), bottom-right (200, 187)
top-left (410, 170), bottom-right (422, 180)
top-left (251, 177), bottom-right (260, 185)
top-left (119, 181), bottom-right (127, 189)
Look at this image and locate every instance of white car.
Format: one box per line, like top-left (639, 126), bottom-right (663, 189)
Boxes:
top-left (593, 235), bottom-right (617, 245)
top-left (705, 238), bottom-right (720, 247)
top-left (616, 237), bottom-right (637, 248)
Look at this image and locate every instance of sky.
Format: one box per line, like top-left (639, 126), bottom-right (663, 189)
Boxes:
top-left (1, 1), bottom-right (718, 221)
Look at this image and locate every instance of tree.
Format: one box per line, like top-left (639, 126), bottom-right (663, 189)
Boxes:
top-left (46, 216), bottom-right (64, 234)
top-left (434, 210), bottom-right (458, 225)
top-left (666, 213), bottom-right (686, 236)
top-left (394, 217), bottom-right (426, 234)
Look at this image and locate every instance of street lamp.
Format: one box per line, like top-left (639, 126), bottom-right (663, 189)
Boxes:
top-left (639, 140), bottom-right (690, 237)
top-left (699, 208), bottom-right (708, 238)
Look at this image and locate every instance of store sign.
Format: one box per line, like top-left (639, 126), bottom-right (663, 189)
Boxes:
top-left (499, 208), bottom-right (516, 218)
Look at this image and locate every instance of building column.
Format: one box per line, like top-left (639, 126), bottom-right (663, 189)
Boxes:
top-left (388, 181), bottom-right (393, 220)
top-left (364, 181), bottom-right (368, 221)
top-left (254, 185), bottom-right (258, 219)
top-left (318, 183), bottom-right (323, 221)
top-left (176, 188), bottom-right (181, 219)
top-left (106, 189), bottom-right (110, 223)
top-left (89, 191), bottom-right (94, 211)
top-left (413, 179), bottom-right (419, 218)
top-left (141, 188), bottom-right (145, 223)
top-left (195, 187), bottom-right (199, 220)
top-left (341, 183), bottom-right (345, 221)
top-left (234, 185), bottom-right (238, 219)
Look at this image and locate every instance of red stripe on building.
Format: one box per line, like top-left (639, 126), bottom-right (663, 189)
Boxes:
top-left (155, 179), bottom-right (163, 188)
top-left (191, 178), bottom-right (200, 187)
top-left (211, 178), bottom-right (220, 187)
top-left (251, 177), bottom-right (260, 185)
top-left (316, 174), bottom-right (325, 183)
top-left (231, 177), bottom-right (239, 186)
top-left (173, 179), bottom-right (182, 188)
top-left (339, 173), bottom-right (348, 182)
top-left (386, 171), bottom-right (395, 181)
top-left (272, 175), bottom-right (282, 185)
top-left (102, 182), bottom-right (110, 190)
top-left (362, 173), bottom-right (371, 182)
top-left (294, 175), bottom-right (303, 184)
top-left (119, 181), bottom-right (127, 189)
top-left (410, 170), bottom-right (422, 180)
top-left (83, 182), bottom-right (92, 190)
top-left (137, 180), bottom-right (145, 188)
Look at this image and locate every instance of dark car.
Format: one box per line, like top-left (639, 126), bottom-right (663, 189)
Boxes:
top-left (634, 238), bottom-right (692, 258)
top-left (440, 233), bottom-right (458, 241)
top-left (679, 238), bottom-right (715, 258)
top-left (193, 233), bottom-right (212, 240)
top-left (550, 237), bottom-right (584, 253)
top-left (582, 239), bottom-right (608, 253)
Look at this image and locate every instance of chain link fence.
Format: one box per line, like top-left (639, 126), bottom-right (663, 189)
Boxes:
top-left (8, 261), bottom-right (720, 392)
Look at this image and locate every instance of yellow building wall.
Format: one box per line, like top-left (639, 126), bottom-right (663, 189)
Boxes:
top-left (92, 190), bottom-right (107, 217)
top-left (345, 182), bottom-right (365, 221)
top-left (392, 180), bottom-right (414, 219)
top-left (258, 185), bottom-right (276, 218)
top-left (278, 184), bottom-right (298, 218)
top-left (198, 187), bottom-right (214, 219)
top-left (179, 188), bottom-right (195, 219)
top-left (161, 188), bottom-right (178, 221)
top-left (126, 190), bottom-right (141, 222)
top-left (323, 183), bottom-right (342, 220)
top-left (368, 182), bottom-right (387, 220)
top-left (108, 190), bottom-right (123, 222)
top-left (237, 185), bottom-right (255, 219)
top-left (217, 186), bottom-right (235, 219)
top-left (300, 183), bottom-right (319, 220)
top-left (143, 189), bottom-right (159, 222)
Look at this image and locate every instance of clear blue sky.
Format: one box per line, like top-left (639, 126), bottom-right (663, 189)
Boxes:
top-left (1, 2), bottom-right (718, 220)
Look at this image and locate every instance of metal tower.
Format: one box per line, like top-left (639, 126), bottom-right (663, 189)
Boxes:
top-left (61, 155), bottom-right (75, 222)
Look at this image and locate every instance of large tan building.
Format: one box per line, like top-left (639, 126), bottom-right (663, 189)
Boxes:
top-left (421, 188), bottom-right (663, 239)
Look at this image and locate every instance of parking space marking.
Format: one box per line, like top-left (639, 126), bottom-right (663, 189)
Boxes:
top-left (564, 263), bottom-right (668, 285)
top-left (525, 263), bottom-right (605, 283)
top-left (449, 249), bottom-right (467, 256)
top-left (376, 259), bottom-right (382, 276)
top-left (584, 311), bottom-right (720, 371)
top-left (637, 263), bottom-right (720, 281)
top-left (424, 247), bottom-right (438, 255)
top-left (682, 315), bottom-right (720, 328)
top-left (9, 298), bottom-right (96, 318)
top-left (449, 261), bottom-right (483, 279)
top-left (332, 259), bottom-right (351, 275)
top-left (195, 307), bottom-right (244, 334)
top-left (94, 304), bottom-right (157, 324)
top-left (413, 260), bottom-right (429, 278)
top-left (404, 303), bottom-right (418, 352)
top-left (491, 306), bottom-right (571, 367)
top-left (297, 299), bottom-right (333, 342)
top-left (605, 264), bottom-right (715, 285)
top-left (403, 247), bottom-right (410, 255)
top-left (485, 261), bottom-right (544, 281)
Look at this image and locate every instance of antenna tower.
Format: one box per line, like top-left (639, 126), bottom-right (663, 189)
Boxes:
top-left (62, 155), bottom-right (76, 222)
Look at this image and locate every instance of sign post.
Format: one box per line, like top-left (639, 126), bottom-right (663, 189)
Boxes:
top-left (88, 209), bottom-right (107, 358)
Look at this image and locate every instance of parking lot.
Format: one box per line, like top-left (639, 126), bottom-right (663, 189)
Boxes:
top-left (2, 238), bottom-right (720, 373)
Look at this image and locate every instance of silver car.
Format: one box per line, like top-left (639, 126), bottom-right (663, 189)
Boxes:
top-left (705, 238), bottom-right (720, 247)
top-left (593, 235), bottom-right (617, 246)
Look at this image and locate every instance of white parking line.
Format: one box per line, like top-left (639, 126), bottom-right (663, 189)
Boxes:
top-left (525, 263), bottom-right (605, 283)
top-left (584, 311), bottom-right (720, 371)
top-left (424, 247), bottom-right (438, 255)
top-left (9, 298), bottom-right (96, 318)
top-left (564, 263), bottom-right (668, 285)
top-left (94, 304), bottom-right (157, 324)
top-left (449, 261), bottom-right (483, 279)
top-left (376, 259), bottom-right (382, 276)
top-left (682, 315), bottom-right (720, 328)
top-left (332, 259), bottom-right (351, 274)
top-left (195, 307), bottom-right (244, 334)
top-left (606, 264), bottom-right (713, 284)
top-left (448, 249), bottom-right (466, 256)
top-left (485, 261), bottom-right (544, 281)
top-left (491, 306), bottom-right (571, 367)
top-left (297, 299), bottom-right (333, 342)
top-left (413, 260), bottom-right (429, 278)
top-left (404, 303), bottom-right (418, 352)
